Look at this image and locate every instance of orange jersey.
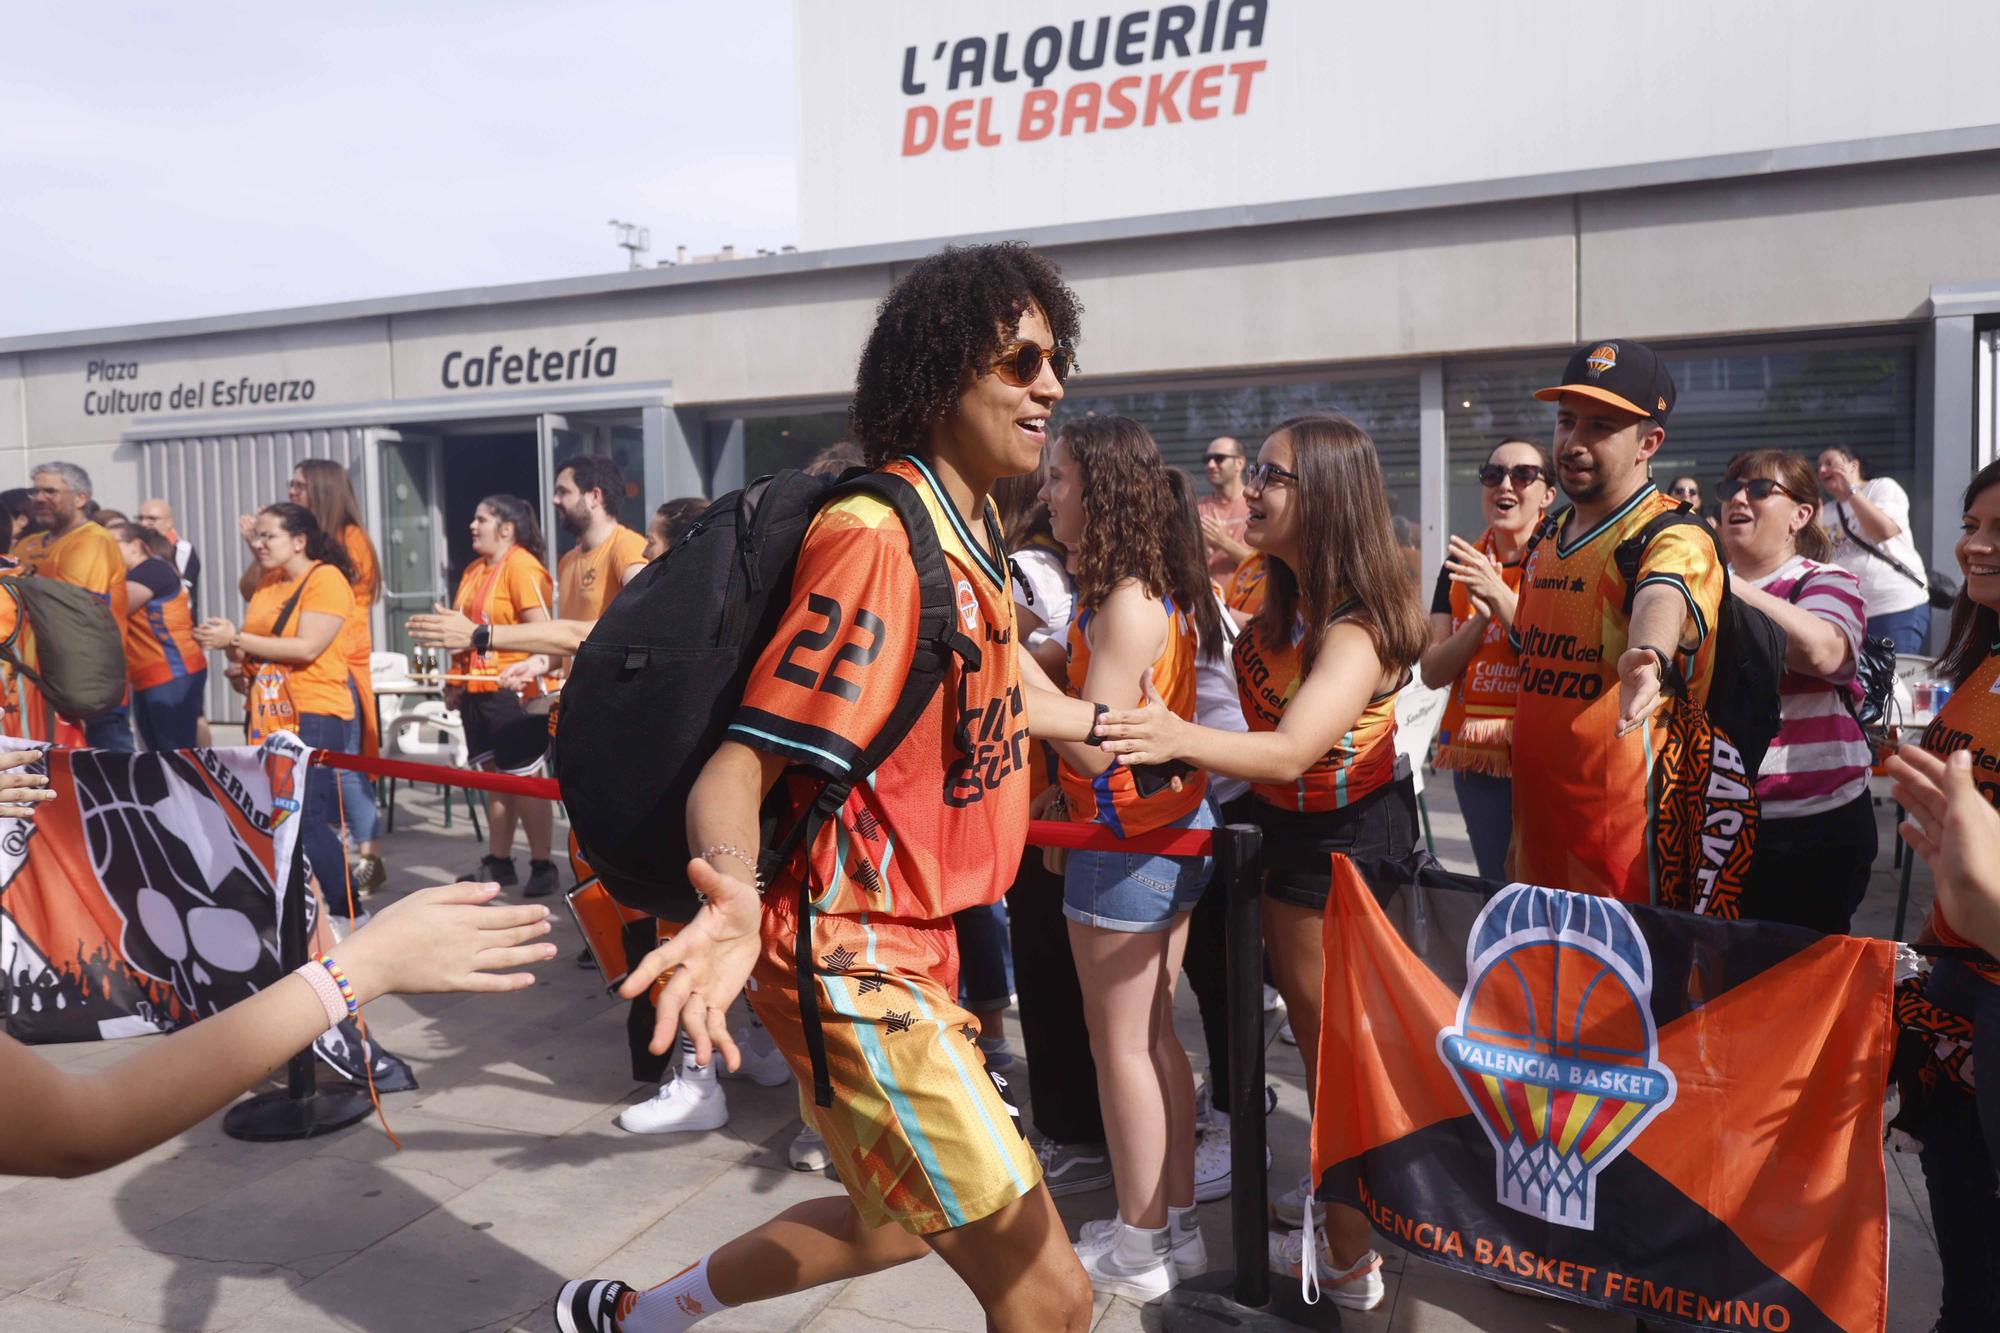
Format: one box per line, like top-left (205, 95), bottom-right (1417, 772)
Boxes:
top-left (1919, 646), bottom-right (2000, 982)
top-left (244, 563), bottom-right (356, 719)
top-left (450, 546), bottom-right (552, 694)
top-left (557, 524), bottom-right (648, 622)
top-left (1430, 530), bottom-right (1524, 777)
top-left (1235, 604), bottom-right (1402, 813)
top-left (17, 521), bottom-right (130, 650)
top-left (731, 456), bottom-right (1029, 923)
top-left (1059, 595), bottom-right (1206, 837)
top-left (335, 524), bottom-right (377, 670)
top-left (1226, 553), bottom-right (1270, 617)
top-left (124, 557), bottom-right (203, 691)
top-left (1508, 485), bottom-right (1724, 901)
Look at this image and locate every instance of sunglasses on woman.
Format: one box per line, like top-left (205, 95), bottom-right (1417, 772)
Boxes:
top-left (989, 339), bottom-right (1075, 387)
top-left (1244, 460), bottom-right (1299, 489)
top-left (1478, 463), bottom-right (1547, 489)
top-left (1716, 477), bottom-right (1798, 503)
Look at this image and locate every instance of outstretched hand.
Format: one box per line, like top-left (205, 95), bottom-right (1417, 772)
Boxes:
top-left (1091, 670), bottom-right (1190, 767)
top-left (335, 881), bottom-right (557, 1004)
top-left (1888, 745), bottom-right (2000, 955)
top-left (618, 857), bottom-right (765, 1071)
top-left (408, 602), bottom-right (476, 651)
top-left (1614, 649), bottom-right (1669, 737)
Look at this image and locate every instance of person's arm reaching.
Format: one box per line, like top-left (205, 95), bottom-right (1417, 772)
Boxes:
top-left (1018, 643), bottom-right (1105, 745)
top-left (0, 881), bottom-right (555, 1179)
top-left (408, 603), bottom-right (594, 659)
top-left (1094, 621), bottom-right (1385, 784)
top-left (1731, 577), bottom-right (1854, 679)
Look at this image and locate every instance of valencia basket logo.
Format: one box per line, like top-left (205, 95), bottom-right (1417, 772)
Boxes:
top-left (1437, 884), bottom-right (1676, 1230)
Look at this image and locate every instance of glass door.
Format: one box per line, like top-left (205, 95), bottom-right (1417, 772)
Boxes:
top-left (376, 432), bottom-right (444, 662)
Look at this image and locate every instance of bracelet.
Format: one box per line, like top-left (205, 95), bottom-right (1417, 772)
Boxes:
top-left (296, 958), bottom-right (351, 1031)
top-left (315, 953), bottom-right (360, 1018)
top-left (1082, 702), bottom-right (1109, 747)
top-left (700, 843), bottom-right (766, 897)
top-left (1637, 644), bottom-right (1673, 678)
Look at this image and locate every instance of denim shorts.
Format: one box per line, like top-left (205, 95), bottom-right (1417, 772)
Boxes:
top-left (1062, 801), bottom-right (1216, 934)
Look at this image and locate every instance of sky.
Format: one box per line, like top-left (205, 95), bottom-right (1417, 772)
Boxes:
top-left (0, 2), bottom-right (798, 338)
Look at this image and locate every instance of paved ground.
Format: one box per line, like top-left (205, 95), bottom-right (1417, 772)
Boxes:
top-left (0, 771), bottom-right (1948, 1331)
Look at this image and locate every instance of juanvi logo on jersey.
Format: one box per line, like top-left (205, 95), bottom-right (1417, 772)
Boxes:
top-left (1437, 883), bottom-right (1676, 1231)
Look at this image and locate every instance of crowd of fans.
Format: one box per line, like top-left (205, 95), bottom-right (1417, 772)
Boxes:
top-left (3, 239), bottom-right (1997, 1333)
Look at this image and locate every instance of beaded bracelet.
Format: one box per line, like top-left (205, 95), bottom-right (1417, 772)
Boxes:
top-left (315, 954), bottom-right (359, 1019)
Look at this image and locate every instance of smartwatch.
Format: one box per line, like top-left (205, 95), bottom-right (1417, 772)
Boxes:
top-left (471, 623), bottom-right (493, 654)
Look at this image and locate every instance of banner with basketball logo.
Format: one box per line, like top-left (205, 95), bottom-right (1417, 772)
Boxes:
top-left (1315, 856), bottom-right (1895, 1333)
top-left (0, 735), bottom-right (310, 1043)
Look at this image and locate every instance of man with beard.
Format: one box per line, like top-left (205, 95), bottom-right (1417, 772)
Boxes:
top-left (1507, 339), bottom-right (1724, 901)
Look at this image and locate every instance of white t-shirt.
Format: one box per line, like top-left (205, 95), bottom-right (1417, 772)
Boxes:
top-left (1817, 477), bottom-right (1928, 618)
top-left (1193, 591), bottom-right (1250, 805)
top-left (1009, 546), bottom-right (1074, 651)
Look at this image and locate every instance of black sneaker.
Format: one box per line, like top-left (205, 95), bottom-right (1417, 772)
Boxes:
top-left (472, 854), bottom-right (517, 887)
top-left (1033, 1136), bottom-right (1112, 1196)
top-left (524, 858), bottom-right (560, 899)
top-left (553, 1277), bottom-right (636, 1333)
top-left (312, 1017), bottom-right (419, 1093)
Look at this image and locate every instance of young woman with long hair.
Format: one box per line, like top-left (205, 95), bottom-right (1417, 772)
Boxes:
top-left (448, 495), bottom-right (557, 897)
top-left (1036, 414), bottom-right (1221, 1299)
top-left (1419, 437), bottom-right (1555, 879)
top-left (1715, 449), bottom-right (1874, 934)
top-left (1093, 415), bottom-right (1429, 1309)
top-left (1909, 456), bottom-right (2000, 1332)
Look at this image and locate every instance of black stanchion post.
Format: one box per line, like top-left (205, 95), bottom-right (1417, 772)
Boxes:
top-left (223, 836), bottom-right (371, 1141)
top-left (1163, 822), bottom-right (1327, 1330)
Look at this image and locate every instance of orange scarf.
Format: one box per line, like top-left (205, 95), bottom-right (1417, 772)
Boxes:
top-left (1433, 531), bottom-right (1523, 777)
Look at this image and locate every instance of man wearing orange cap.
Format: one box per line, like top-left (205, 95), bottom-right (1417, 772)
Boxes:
top-left (1507, 339), bottom-right (1724, 901)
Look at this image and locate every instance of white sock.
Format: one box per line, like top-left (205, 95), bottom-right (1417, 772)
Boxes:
top-left (624, 1254), bottom-right (728, 1332)
top-left (678, 1034), bottom-right (716, 1085)
top-left (1112, 1221), bottom-right (1169, 1268)
top-left (1169, 1205), bottom-right (1200, 1238)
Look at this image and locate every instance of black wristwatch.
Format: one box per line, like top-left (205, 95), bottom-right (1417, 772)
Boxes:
top-left (471, 623), bottom-right (493, 654)
top-left (1083, 702), bottom-right (1109, 746)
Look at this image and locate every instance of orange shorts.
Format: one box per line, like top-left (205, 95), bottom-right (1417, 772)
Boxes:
top-left (748, 897), bottom-right (1039, 1235)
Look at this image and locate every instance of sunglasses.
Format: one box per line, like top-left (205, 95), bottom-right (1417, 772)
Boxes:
top-left (1716, 477), bottom-right (1798, 503)
top-left (1478, 463), bottom-right (1548, 489)
top-left (1203, 453), bottom-right (1242, 466)
top-left (989, 339), bottom-right (1075, 387)
top-left (1244, 460), bottom-right (1299, 489)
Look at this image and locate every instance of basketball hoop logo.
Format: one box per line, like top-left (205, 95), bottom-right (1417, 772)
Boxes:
top-left (1437, 884), bottom-right (1676, 1230)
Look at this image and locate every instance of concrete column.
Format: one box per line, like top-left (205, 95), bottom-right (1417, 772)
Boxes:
top-left (1418, 360), bottom-right (1447, 588)
top-left (648, 405), bottom-right (705, 508)
top-left (1928, 315), bottom-right (1976, 581)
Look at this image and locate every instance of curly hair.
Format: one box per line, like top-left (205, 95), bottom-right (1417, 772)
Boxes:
top-left (1253, 416), bottom-right (1428, 677)
top-left (1061, 416), bottom-right (1222, 653)
top-left (849, 243), bottom-right (1082, 465)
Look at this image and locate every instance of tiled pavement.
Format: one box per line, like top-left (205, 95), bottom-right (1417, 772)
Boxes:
top-left (0, 775), bottom-right (1946, 1331)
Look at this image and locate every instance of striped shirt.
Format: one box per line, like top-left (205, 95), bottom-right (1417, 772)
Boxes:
top-left (1742, 556), bottom-right (1870, 819)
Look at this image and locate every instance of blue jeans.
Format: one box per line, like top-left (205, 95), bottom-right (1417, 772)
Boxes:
top-left (1868, 603), bottom-right (1931, 655)
top-left (131, 673), bottom-right (206, 751)
top-left (83, 705), bottom-right (135, 753)
top-left (339, 679), bottom-right (379, 845)
top-left (1452, 769), bottom-right (1513, 881)
top-left (953, 901), bottom-right (1014, 1011)
top-left (1063, 801), bottom-right (1215, 933)
top-left (296, 711), bottom-right (356, 916)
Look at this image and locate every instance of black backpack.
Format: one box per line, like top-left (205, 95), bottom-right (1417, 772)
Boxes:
top-left (554, 466), bottom-right (985, 1106)
top-left (1610, 504), bottom-right (1787, 781)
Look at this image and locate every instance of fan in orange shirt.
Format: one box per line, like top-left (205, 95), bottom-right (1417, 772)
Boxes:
top-left (112, 523), bottom-right (207, 751)
top-left (18, 463), bottom-right (132, 750)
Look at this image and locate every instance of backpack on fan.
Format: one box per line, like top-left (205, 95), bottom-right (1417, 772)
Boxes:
top-left (554, 466), bottom-right (986, 1106)
top-left (0, 575), bottom-right (128, 720)
top-left (1612, 505), bottom-right (1788, 781)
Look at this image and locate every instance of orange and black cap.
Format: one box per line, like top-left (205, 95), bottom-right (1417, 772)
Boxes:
top-left (1535, 339), bottom-right (1676, 424)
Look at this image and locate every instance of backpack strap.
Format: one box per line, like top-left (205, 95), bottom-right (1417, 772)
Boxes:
top-left (770, 468), bottom-right (981, 1108)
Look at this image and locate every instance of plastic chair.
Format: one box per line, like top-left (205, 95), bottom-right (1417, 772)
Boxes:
top-left (382, 701), bottom-right (483, 840)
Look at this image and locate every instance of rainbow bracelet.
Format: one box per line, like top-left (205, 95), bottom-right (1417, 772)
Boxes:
top-left (314, 954), bottom-right (359, 1019)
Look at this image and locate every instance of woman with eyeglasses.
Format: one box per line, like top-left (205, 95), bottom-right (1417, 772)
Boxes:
top-left (1418, 438), bottom-right (1555, 879)
top-left (1715, 451), bottom-right (1874, 933)
top-left (1092, 416), bottom-right (1428, 1309)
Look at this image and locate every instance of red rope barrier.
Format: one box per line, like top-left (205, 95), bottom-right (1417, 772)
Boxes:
top-left (314, 749), bottom-right (1215, 856)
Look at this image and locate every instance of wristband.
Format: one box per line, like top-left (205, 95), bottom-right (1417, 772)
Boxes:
top-left (315, 953), bottom-right (360, 1018)
top-left (1637, 644), bottom-right (1673, 679)
top-left (471, 623), bottom-right (493, 654)
top-left (1082, 702), bottom-right (1109, 747)
top-left (296, 958), bottom-right (350, 1031)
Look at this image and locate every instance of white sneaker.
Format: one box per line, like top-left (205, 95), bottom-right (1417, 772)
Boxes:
top-left (1263, 983), bottom-right (1285, 1013)
top-left (789, 1123), bottom-right (831, 1171)
top-left (1272, 1174), bottom-right (1324, 1229)
top-left (722, 1026), bottom-right (792, 1087)
top-left (1268, 1230), bottom-right (1384, 1311)
top-left (1076, 1218), bottom-right (1206, 1281)
top-left (616, 1075), bottom-right (728, 1134)
top-left (1075, 1223), bottom-right (1177, 1302)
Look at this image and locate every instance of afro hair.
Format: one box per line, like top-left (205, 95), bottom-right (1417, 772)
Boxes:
top-left (848, 243), bottom-right (1082, 465)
